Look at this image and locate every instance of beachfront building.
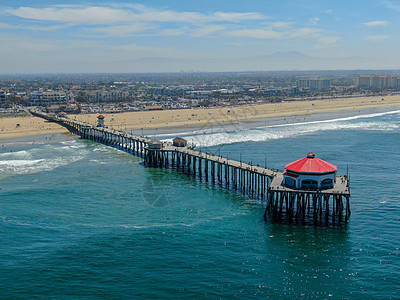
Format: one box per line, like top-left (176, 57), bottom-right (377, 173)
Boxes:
top-left (296, 79), bottom-right (331, 90)
top-left (355, 75), bottom-right (400, 89)
top-left (283, 152), bottom-right (337, 190)
top-left (97, 115), bottom-right (105, 127)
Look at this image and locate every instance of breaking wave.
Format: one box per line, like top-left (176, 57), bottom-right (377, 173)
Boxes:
top-left (161, 110), bottom-right (400, 147)
top-left (0, 140), bottom-right (88, 179)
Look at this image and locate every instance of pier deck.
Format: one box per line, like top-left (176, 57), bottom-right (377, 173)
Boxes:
top-left (161, 146), bottom-right (277, 178)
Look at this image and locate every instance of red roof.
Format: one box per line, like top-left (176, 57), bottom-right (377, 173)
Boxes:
top-left (285, 152), bottom-right (337, 174)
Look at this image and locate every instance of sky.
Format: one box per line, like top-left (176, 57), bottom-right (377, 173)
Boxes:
top-left (1, 0), bottom-right (399, 73)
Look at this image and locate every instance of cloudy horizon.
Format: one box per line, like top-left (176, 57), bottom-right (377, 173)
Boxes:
top-left (1, 0), bottom-right (399, 73)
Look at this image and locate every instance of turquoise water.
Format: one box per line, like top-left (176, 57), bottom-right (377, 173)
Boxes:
top-left (1, 110), bottom-right (400, 298)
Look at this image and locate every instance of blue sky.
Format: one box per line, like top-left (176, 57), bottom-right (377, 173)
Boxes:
top-left (1, 0), bottom-right (399, 73)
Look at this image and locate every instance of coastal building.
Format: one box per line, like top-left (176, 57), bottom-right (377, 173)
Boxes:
top-left (77, 90), bottom-right (131, 103)
top-left (296, 79), bottom-right (331, 90)
top-left (283, 152), bottom-right (337, 189)
top-left (355, 75), bottom-right (400, 89)
top-left (29, 91), bottom-right (67, 106)
top-left (97, 115), bottom-right (105, 127)
top-left (173, 137), bottom-right (187, 147)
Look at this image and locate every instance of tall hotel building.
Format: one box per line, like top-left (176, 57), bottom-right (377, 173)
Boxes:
top-left (355, 75), bottom-right (400, 89)
top-left (296, 79), bottom-right (331, 90)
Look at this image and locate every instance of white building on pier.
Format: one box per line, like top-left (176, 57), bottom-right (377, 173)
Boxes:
top-left (283, 152), bottom-right (337, 190)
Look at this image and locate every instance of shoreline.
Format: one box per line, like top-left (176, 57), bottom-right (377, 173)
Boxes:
top-left (150, 105), bottom-right (400, 138)
top-left (1, 95), bottom-right (400, 140)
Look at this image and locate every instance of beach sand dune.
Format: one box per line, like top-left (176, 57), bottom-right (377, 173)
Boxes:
top-left (1, 95), bottom-right (399, 139)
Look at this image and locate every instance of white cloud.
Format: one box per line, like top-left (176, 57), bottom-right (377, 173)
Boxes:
top-left (191, 25), bottom-right (225, 37)
top-left (270, 22), bottom-right (293, 29)
top-left (89, 24), bottom-right (156, 37)
top-left (162, 29), bottom-right (186, 36)
top-left (212, 12), bottom-right (264, 22)
top-left (4, 4), bottom-right (335, 43)
top-left (309, 17), bottom-right (319, 26)
top-left (116, 43), bottom-right (163, 52)
top-left (227, 26), bottom-right (327, 41)
top-left (318, 36), bottom-right (341, 45)
top-left (364, 35), bottom-right (389, 41)
top-left (7, 7), bottom-right (133, 25)
top-left (363, 20), bottom-right (388, 27)
top-left (6, 6), bottom-right (265, 25)
top-left (227, 29), bottom-right (284, 39)
top-left (290, 27), bottom-right (322, 38)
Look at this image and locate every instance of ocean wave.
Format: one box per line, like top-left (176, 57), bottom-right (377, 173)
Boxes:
top-left (0, 156), bottom-right (85, 178)
top-left (157, 109), bottom-right (400, 140)
top-left (0, 140), bottom-right (89, 178)
top-left (161, 111), bottom-right (400, 147)
top-left (0, 150), bottom-right (32, 159)
top-left (255, 109), bottom-right (400, 129)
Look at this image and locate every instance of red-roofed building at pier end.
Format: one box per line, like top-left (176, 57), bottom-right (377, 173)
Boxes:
top-left (283, 152), bottom-right (337, 190)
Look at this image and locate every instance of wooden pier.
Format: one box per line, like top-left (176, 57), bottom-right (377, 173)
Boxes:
top-left (267, 172), bottom-right (350, 225)
top-left (30, 110), bottom-right (351, 226)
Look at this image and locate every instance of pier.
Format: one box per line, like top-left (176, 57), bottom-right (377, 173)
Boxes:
top-left (30, 110), bottom-right (350, 226)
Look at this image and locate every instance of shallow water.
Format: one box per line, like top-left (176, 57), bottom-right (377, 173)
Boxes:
top-left (1, 111), bottom-right (400, 298)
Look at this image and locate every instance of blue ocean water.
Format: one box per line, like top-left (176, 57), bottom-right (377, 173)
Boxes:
top-left (1, 110), bottom-right (400, 298)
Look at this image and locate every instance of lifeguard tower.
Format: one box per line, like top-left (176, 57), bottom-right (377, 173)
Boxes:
top-left (97, 115), bottom-right (105, 127)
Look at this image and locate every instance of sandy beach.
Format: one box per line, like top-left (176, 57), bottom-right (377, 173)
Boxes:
top-left (1, 95), bottom-right (400, 140)
top-left (0, 116), bottom-right (69, 140)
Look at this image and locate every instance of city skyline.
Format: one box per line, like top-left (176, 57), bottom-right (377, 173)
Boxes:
top-left (1, 0), bottom-right (399, 73)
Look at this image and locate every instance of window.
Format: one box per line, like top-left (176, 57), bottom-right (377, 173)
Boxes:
top-left (301, 179), bottom-right (318, 189)
top-left (321, 178), bottom-right (333, 188)
top-left (285, 177), bottom-right (296, 188)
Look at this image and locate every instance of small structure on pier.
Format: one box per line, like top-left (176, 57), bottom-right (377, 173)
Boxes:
top-left (97, 115), bottom-right (105, 127)
top-left (173, 137), bottom-right (187, 147)
top-left (147, 140), bottom-right (163, 150)
top-left (283, 152), bottom-right (336, 190)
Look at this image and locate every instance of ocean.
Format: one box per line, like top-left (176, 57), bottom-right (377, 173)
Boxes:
top-left (1, 109), bottom-right (400, 298)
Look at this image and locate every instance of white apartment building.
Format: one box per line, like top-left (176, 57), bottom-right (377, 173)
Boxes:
top-left (296, 79), bottom-right (331, 90)
top-left (355, 75), bottom-right (400, 88)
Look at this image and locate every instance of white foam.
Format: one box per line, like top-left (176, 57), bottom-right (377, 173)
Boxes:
top-left (0, 150), bottom-right (32, 159)
top-left (157, 110), bottom-right (400, 140)
top-left (0, 156), bottom-right (85, 178)
top-left (255, 109), bottom-right (400, 129)
top-left (162, 110), bottom-right (400, 147)
top-left (0, 140), bottom-right (88, 178)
